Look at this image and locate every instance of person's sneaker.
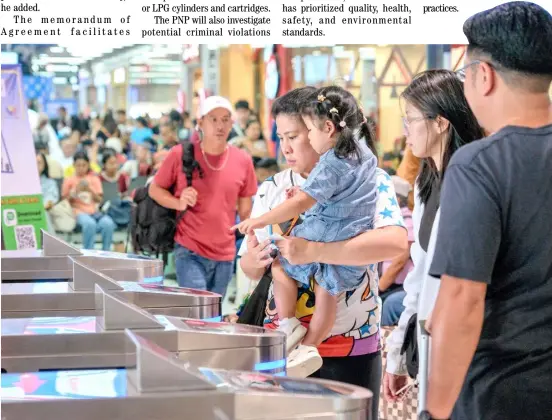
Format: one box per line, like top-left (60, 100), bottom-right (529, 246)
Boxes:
top-left (286, 345), bottom-right (323, 378)
top-left (278, 317), bottom-right (307, 353)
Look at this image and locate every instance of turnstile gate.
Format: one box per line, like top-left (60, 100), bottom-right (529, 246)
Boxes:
top-left (1, 230), bottom-right (163, 282)
top-left (2, 260), bottom-right (221, 319)
top-left (1, 329), bottom-right (373, 419)
top-left (2, 284), bottom-right (284, 376)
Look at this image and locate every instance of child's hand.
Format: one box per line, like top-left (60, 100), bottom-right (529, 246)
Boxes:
top-left (231, 217), bottom-right (266, 234)
top-left (285, 186), bottom-right (301, 200)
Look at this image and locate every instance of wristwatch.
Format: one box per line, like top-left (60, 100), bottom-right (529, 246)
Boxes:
top-left (418, 411), bottom-right (449, 420)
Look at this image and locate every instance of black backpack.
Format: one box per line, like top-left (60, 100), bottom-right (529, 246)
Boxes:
top-left (400, 313), bottom-right (419, 379)
top-left (130, 142), bottom-right (202, 262)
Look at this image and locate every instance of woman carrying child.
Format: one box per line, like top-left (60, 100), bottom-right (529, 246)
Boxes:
top-left (234, 86), bottom-right (380, 374)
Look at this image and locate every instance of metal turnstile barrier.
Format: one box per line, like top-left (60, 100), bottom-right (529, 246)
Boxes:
top-left (1, 260), bottom-right (221, 319)
top-left (2, 284), bottom-right (284, 376)
top-left (1, 230), bottom-right (163, 282)
top-left (1, 329), bottom-right (373, 420)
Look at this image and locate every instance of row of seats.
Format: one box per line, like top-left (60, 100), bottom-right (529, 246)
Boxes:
top-left (53, 176), bottom-right (149, 248)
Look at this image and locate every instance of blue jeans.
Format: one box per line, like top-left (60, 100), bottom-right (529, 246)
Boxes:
top-left (76, 213), bottom-right (116, 251)
top-left (174, 244), bottom-right (234, 297)
top-left (381, 289), bottom-right (406, 327)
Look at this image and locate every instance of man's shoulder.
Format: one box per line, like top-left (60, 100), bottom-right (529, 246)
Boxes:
top-left (448, 137), bottom-right (497, 168)
top-left (451, 125), bottom-right (552, 169)
top-left (167, 143), bottom-right (184, 158)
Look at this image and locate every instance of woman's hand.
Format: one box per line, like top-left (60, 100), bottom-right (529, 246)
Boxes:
top-left (76, 182), bottom-right (90, 194)
top-left (275, 236), bottom-right (316, 265)
top-left (425, 310), bottom-right (434, 334)
top-left (244, 231), bottom-right (273, 268)
top-left (285, 186), bottom-right (301, 200)
top-left (224, 314), bottom-right (239, 323)
top-left (231, 217), bottom-right (267, 235)
top-left (383, 372), bottom-right (410, 402)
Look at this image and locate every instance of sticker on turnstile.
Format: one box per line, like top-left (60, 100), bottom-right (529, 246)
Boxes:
top-left (55, 370), bottom-right (125, 398)
top-left (1, 370), bottom-right (126, 400)
top-left (87, 250), bottom-right (150, 260)
top-left (119, 282), bottom-right (216, 296)
top-left (179, 319), bottom-right (267, 335)
top-left (31, 282), bottom-right (69, 294)
top-left (22, 317), bottom-right (97, 335)
top-left (153, 315), bottom-right (178, 331)
top-left (199, 369), bottom-right (345, 395)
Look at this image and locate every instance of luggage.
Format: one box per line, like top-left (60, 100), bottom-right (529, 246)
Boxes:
top-left (417, 320), bottom-right (430, 415)
top-left (380, 327), bottom-right (419, 420)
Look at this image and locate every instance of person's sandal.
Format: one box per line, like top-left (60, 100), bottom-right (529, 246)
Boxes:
top-left (286, 345), bottom-right (323, 378)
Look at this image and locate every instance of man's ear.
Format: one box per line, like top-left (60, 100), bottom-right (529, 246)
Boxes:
top-left (478, 62), bottom-right (496, 97)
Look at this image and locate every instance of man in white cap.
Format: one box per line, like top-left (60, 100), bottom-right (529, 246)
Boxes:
top-left (149, 96), bottom-right (257, 296)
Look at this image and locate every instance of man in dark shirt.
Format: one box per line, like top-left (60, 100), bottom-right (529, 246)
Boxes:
top-left (425, 2), bottom-right (552, 420)
top-left (228, 100), bottom-right (251, 141)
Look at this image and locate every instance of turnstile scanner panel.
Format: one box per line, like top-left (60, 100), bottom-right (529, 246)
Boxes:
top-left (1, 261), bottom-right (221, 319)
top-left (1, 230), bottom-right (163, 282)
top-left (1, 330), bottom-right (373, 420)
top-left (2, 285), bottom-right (284, 375)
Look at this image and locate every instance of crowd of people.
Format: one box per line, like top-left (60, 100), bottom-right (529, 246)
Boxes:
top-left (28, 2), bottom-right (552, 420)
top-left (32, 98), bottom-right (281, 252)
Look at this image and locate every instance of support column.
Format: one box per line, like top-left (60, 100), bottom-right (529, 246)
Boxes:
top-left (180, 61), bottom-right (193, 112)
top-left (427, 45), bottom-right (445, 69)
top-left (79, 77), bottom-right (89, 110)
top-left (218, 45), bottom-right (255, 105)
top-left (201, 45), bottom-right (220, 96)
top-left (443, 44), bottom-right (452, 69)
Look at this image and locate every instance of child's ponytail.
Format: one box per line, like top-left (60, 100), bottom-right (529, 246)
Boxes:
top-left (301, 86), bottom-right (377, 162)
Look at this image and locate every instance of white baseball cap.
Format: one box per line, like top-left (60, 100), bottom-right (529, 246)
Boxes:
top-left (200, 96), bottom-right (233, 118)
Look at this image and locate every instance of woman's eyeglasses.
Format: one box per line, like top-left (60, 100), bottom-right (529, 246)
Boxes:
top-left (402, 116), bottom-right (426, 131)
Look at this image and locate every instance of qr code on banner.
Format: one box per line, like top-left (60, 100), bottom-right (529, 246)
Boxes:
top-left (15, 225), bottom-right (37, 250)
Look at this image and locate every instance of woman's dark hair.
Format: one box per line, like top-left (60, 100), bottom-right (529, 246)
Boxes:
top-left (73, 151), bottom-right (90, 166)
top-left (101, 148), bottom-right (118, 166)
top-left (37, 152), bottom-right (50, 178)
top-left (301, 86), bottom-right (377, 161)
top-left (245, 119), bottom-right (260, 130)
top-left (103, 112), bottom-right (118, 136)
top-left (136, 116), bottom-right (148, 127)
top-left (401, 69), bottom-right (485, 205)
top-left (143, 137), bottom-right (158, 153)
top-left (169, 109), bottom-right (183, 124)
top-left (272, 86), bottom-right (317, 118)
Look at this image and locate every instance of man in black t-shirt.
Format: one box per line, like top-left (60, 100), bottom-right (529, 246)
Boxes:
top-left (424, 3), bottom-right (552, 420)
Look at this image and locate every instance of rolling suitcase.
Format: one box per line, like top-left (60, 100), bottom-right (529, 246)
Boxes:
top-left (379, 327), bottom-right (419, 420)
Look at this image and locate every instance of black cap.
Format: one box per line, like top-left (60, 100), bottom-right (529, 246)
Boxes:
top-left (255, 158), bottom-right (279, 169)
top-left (235, 100), bottom-right (250, 111)
top-left (463, 2), bottom-right (552, 75)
